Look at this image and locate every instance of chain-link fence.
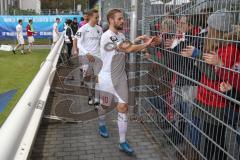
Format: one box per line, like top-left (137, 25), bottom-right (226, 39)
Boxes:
top-left (102, 0), bottom-right (240, 159)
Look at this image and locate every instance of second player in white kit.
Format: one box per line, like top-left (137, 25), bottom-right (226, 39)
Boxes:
top-left (73, 9), bottom-right (103, 107)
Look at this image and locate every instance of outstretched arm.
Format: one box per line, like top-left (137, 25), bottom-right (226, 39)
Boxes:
top-left (72, 38), bottom-right (78, 56)
top-left (117, 37), bottom-right (154, 53)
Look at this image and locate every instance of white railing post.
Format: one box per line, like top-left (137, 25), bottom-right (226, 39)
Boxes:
top-left (130, 0), bottom-right (137, 42)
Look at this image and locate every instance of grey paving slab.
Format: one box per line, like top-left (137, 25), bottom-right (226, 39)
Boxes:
top-left (30, 108), bottom-right (172, 160)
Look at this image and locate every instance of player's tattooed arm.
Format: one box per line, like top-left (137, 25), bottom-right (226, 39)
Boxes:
top-left (118, 40), bottom-right (133, 50)
top-left (104, 39), bottom-right (133, 52)
top-left (133, 35), bottom-right (148, 44)
top-left (117, 37), bottom-right (154, 53)
top-left (133, 35), bottom-right (161, 46)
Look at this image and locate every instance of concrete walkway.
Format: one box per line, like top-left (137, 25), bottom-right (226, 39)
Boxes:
top-left (29, 57), bottom-right (170, 160)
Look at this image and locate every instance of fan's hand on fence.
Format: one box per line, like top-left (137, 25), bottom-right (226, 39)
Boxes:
top-left (220, 82), bottom-right (232, 92)
top-left (145, 37), bottom-right (154, 46)
top-left (150, 36), bottom-right (162, 47)
top-left (181, 46), bottom-right (194, 57)
top-left (136, 35), bottom-right (148, 41)
top-left (203, 51), bottom-right (221, 65)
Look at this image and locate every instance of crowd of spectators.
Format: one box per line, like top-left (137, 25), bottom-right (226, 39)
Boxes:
top-left (148, 8), bottom-right (240, 160)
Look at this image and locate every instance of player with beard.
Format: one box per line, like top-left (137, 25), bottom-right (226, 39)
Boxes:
top-left (98, 9), bottom-right (154, 155)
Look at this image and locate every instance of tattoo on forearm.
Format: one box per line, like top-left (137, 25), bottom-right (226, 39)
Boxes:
top-left (104, 39), bottom-right (133, 51)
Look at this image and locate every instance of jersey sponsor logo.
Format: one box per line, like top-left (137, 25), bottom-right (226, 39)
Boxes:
top-left (110, 36), bottom-right (118, 42)
top-left (104, 38), bottom-right (131, 52)
top-left (104, 42), bottom-right (117, 51)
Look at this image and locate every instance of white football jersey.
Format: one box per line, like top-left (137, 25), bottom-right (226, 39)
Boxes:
top-left (16, 24), bottom-right (23, 38)
top-left (99, 29), bottom-right (127, 84)
top-left (53, 22), bottom-right (58, 37)
top-left (75, 23), bottom-right (103, 57)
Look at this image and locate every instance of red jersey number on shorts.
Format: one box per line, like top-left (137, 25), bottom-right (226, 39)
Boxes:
top-left (101, 96), bottom-right (108, 105)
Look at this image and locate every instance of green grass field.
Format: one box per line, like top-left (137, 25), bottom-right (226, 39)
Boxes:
top-left (0, 49), bottom-right (49, 125)
top-left (0, 38), bottom-right (52, 45)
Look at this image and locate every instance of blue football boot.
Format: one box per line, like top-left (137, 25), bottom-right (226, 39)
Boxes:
top-left (99, 125), bottom-right (109, 138)
top-left (119, 141), bottom-right (134, 155)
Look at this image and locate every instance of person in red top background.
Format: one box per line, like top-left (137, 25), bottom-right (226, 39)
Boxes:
top-left (26, 19), bottom-right (36, 53)
top-left (178, 9), bottom-right (239, 160)
top-left (192, 10), bottom-right (239, 160)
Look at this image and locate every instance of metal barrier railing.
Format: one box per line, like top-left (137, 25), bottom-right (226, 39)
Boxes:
top-left (0, 33), bottom-right (64, 160)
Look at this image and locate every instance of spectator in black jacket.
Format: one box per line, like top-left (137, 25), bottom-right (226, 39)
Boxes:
top-left (65, 19), bottom-right (73, 60)
top-left (71, 17), bottom-right (79, 35)
top-left (165, 15), bottom-right (205, 86)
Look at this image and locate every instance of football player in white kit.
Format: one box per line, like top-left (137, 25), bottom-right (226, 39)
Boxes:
top-left (98, 9), bottom-right (154, 154)
top-left (73, 9), bottom-right (103, 107)
top-left (52, 18), bottom-right (60, 47)
top-left (13, 19), bottom-right (25, 54)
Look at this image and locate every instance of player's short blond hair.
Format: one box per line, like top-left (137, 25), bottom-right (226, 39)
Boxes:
top-left (88, 9), bottom-right (98, 17)
top-left (107, 9), bottom-right (122, 23)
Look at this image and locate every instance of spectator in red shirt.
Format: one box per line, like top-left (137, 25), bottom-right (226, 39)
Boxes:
top-left (181, 10), bottom-right (239, 160)
top-left (26, 19), bottom-right (36, 53)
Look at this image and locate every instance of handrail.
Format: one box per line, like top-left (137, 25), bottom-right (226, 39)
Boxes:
top-left (0, 33), bottom-right (65, 160)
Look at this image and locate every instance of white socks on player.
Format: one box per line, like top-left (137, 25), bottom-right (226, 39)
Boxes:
top-left (118, 112), bottom-right (128, 143)
top-left (95, 83), bottom-right (100, 103)
top-left (98, 105), bottom-right (106, 126)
